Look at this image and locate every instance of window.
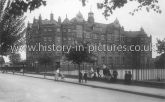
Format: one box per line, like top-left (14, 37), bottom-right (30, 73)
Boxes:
top-left (57, 28), bottom-right (60, 32)
top-left (43, 37), bottom-right (47, 42)
top-left (63, 38), bottom-right (67, 41)
top-left (75, 40), bottom-right (78, 44)
top-left (107, 34), bottom-right (111, 40)
top-left (76, 25), bottom-right (83, 38)
top-left (93, 34), bottom-right (97, 39)
top-left (102, 56), bottom-right (106, 64)
top-left (48, 28), bottom-right (52, 32)
top-left (122, 57), bottom-right (125, 64)
top-left (68, 29), bottom-right (71, 32)
top-left (114, 35), bottom-right (119, 42)
top-left (85, 33), bottom-right (90, 38)
top-left (44, 29), bottom-right (47, 32)
top-left (63, 29), bottom-right (67, 32)
top-left (108, 57), bottom-right (113, 64)
top-left (56, 37), bottom-right (61, 43)
top-left (77, 33), bottom-right (82, 38)
top-left (68, 40), bottom-right (73, 44)
top-left (68, 37), bottom-right (72, 40)
top-left (115, 57), bottom-right (120, 64)
top-left (114, 30), bottom-right (119, 35)
top-left (101, 35), bottom-right (105, 40)
top-left (48, 37), bottom-right (52, 42)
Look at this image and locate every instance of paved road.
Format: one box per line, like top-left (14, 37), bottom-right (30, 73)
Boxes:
top-left (0, 74), bottom-right (164, 102)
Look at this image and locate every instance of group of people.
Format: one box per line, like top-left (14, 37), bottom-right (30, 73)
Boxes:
top-left (54, 66), bottom-right (132, 84)
top-left (79, 71), bottom-right (88, 83)
top-left (89, 66), bottom-right (118, 82)
top-left (124, 71), bottom-right (132, 84)
top-left (54, 68), bottom-right (65, 81)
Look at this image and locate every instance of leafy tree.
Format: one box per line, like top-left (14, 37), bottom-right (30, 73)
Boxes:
top-left (81, 0), bottom-right (161, 18)
top-left (0, 56), bottom-right (5, 67)
top-left (157, 38), bottom-right (165, 54)
top-left (17, 60), bottom-right (27, 75)
top-left (155, 39), bottom-right (165, 68)
top-left (9, 53), bottom-right (21, 65)
top-left (154, 53), bottom-right (165, 68)
top-left (65, 43), bottom-right (96, 82)
top-left (38, 54), bottom-right (53, 78)
top-left (5, 0), bottom-right (46, 17)
top-left (1, 0), bottom-right (160, 18)
top-left (0, 0), bottom-right (26, 56)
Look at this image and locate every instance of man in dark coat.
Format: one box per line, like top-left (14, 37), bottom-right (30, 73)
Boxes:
top-left (83, 72), bottom-right (88, 83)
top-left (113, 70), bottom-right (118, 82)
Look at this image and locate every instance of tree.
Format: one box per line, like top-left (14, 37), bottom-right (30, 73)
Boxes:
top-left (1, 0), bottom-right (160, 18)
top-left (65, 43), bottom-right (96, 82)
top-left (81, 0), bottom-right (161, 18)
top-left (9, 53), bottom-right (21, 65)
top-left (0, 0), bottom-right (46, 56)
top-left (155, 38), bottom-right (165, 68)
top-left (38, 54), bottom-right (53, 78)
top-left (4, 0), bottom-right (46, 17)
top-left (155, 53), bottom-right (165, 68)
top-left (0, 0), bottom-right (26, 56)
top-left (157, 38), bottom-right (165, 54)
top-left (0, 56), bottom-right (5, 67)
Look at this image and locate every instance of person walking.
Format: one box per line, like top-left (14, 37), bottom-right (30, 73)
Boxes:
top-left (113, 70), bottom-right (118, 82)
top-left (84, 71), bottom-right (88, 83)
top-left (96, 66), bottom-right (101, 78)
top-left (54, 68), bottom-right (60, 81)
top-left (89, 67), bottom-right (94, 78)
top-left (124, 71), bottom-right (128, 84)
top-left (128, 71), bottom-right (132, 84)
top-left (92, 72), bottom-right (97, 80)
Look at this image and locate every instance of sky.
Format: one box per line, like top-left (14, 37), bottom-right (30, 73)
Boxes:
top-left (5, 0), bottom-right (165, 62)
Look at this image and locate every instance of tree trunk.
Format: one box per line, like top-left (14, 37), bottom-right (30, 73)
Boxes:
top-left (44, 64), bottom-right (46, 78)
top-left (23, 64), bottom-right (24, 75)
top-left (78, 64), bottom-right (81, 83)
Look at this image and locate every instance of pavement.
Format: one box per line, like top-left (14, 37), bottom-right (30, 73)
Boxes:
top-left (3, 72), bottom-right (165, 99)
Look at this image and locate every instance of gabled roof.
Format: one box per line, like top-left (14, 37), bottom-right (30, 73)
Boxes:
top-left (63, 17), bottom-right (70, 24)
top-left (70, 11), bottom-right (84, 23)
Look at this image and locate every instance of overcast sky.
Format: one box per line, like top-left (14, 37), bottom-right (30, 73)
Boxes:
top-left (16, 0), bottom-right (165, 60)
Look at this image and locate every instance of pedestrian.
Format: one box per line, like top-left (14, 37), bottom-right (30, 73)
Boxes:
top-left (89, 67), bottom-right (94, 78)
top-left (59, 72), bottom-right (65, 80)
top-left (103, 68), bottom-right (106, 79)
top-left (54, 68), bottom-right (60, 81)
top-left (84, 71), bottom-right (88, 83)
top-left (96, 66), bottom-right (101, 78)
top-left (92, 72), bottom-right (97, 80)
top-left (128, 71), bottom-right (132, 84)
top-left (79, 71), bottom-right (83, 83)
top-left (124, 71), bottom-right (128, 84)
top-left (107, 69), bottom-right (112, 81)
top-left (113, 70), bottom-right (118, 82)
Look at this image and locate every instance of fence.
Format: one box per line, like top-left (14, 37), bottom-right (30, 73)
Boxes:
top-left (60, 68), bottom-right (165, 81)
top-left (1, 65), bottom-right (165, 81)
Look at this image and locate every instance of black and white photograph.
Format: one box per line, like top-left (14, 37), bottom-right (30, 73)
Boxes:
top-left (0, 0), bottom-right (165, 102)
